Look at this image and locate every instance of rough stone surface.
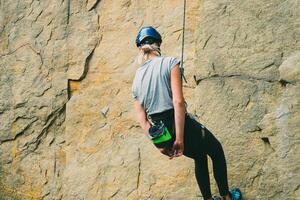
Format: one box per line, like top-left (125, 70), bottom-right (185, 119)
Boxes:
top-left (0, 0), bottom-right (69, 199)
top-left (0, 0), bottom-right (299, 199)
top-left (193, 0), bottom-right (300, 199)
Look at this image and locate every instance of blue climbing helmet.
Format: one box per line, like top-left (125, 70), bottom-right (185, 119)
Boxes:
top-left (136, 26), bottom-right (162, 47)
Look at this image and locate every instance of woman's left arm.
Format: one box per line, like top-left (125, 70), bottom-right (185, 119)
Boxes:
top-left (170, 64), bottom-right (185, 157)
top-left (134, 101), bottom-right (151, 136)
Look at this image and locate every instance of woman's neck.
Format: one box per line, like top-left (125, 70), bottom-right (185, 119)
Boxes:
top-left (145, 53), bottom-right (159, 61)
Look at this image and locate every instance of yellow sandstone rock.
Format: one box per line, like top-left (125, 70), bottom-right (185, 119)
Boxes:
top-left (0, 0), bottom-right (299, 199)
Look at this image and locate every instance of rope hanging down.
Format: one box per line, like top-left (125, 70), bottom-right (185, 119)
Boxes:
top-left (180, 0), bottom-right (187, 83)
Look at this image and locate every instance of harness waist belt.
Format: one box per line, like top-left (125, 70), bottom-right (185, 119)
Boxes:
top-left (148, 109), bottom-right (174, 122)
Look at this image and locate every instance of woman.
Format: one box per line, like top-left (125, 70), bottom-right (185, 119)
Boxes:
top-left (132, 26), bottom-right (242, 200)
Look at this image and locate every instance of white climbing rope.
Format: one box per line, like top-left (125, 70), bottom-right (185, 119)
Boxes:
top-left (180, 0), bottom-right (187, 83)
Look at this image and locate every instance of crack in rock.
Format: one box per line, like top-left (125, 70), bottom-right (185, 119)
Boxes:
top-left (194, 73), bottom-right (281, 85)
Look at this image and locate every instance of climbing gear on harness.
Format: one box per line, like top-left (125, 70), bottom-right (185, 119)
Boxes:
top-left (148, 120), bottom-right (172, 148)
top-left (136, 26), bottom-right (162, 47)
top-left (212, 196), bottom-right (222, 200)
top-left (229, 188), bottom-right (242, 200)
top-left (180, 0), bottom-right (187, 83)
top-left (147, 109), bottom-right (175, 148)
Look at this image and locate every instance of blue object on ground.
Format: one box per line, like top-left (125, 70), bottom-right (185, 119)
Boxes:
top-left (229, 188), bottom-right (242, 200)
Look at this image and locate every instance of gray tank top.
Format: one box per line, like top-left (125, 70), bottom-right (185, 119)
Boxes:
top-left (132, 56), bottom-right (181, 115)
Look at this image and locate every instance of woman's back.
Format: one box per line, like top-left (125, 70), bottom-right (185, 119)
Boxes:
top-left (132, 56), bottom-right (180, 115)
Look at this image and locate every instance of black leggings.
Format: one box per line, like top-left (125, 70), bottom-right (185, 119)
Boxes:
top-left (149, 110), bottom-right (229, 200)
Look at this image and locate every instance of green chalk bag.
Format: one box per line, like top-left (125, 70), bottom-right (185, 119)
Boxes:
top-left (148, 120), bottom-right (173, 148)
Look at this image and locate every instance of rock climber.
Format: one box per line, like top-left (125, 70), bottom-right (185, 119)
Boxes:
top-left (131, 26), bottom-right (242, 200)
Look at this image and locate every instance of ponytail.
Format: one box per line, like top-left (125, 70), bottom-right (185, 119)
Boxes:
top-left (137, 43), bottom-right (161, 64)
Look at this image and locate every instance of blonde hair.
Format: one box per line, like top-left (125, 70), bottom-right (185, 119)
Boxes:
top-left (137, 43), bottom-right (161, 64)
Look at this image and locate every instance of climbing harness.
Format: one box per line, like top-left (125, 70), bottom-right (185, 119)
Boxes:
top-left (180, 0), bottom-right (187, 83)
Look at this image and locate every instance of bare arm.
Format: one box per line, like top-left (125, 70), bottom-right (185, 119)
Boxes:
top-left (134, 101), bottom-right (151, 137)
top-left (170, 64), bottom-right (185, 156)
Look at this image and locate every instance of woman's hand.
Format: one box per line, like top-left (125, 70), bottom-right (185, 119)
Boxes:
top-left (172, 139), bottom-right (184, 158)
top-left (159, 139), bottom-right (184, 159)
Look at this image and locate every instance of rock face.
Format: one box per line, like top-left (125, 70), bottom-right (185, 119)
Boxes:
top-left (193, 1), bottom-right (300, 199)
top-left (0, 0), bottom-right (299, 199)
top-left (0, 0), bottom-right (69, 199)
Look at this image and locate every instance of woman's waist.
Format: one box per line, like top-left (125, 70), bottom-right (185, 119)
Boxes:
top-left (148, 108), bottom-right (174, 122)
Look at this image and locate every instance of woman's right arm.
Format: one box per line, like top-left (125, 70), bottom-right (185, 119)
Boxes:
top-left (133, 100), bottom-right (175, 158)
